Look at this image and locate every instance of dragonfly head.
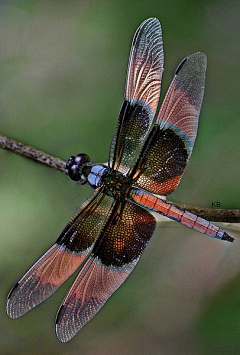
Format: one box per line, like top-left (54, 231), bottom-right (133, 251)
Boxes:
top-left (66, 153), bottom-right (91, 184)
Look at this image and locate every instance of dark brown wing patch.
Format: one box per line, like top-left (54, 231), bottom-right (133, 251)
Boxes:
top-left (133, 126), bottom-right (188, 195)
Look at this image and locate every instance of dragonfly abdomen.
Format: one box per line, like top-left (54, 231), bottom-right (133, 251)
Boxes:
top-left (130, 188), bottom-right (233, 241)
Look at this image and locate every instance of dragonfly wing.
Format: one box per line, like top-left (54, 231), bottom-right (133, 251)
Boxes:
top-left (132, 52), bottom-right (207, 195)
top-left (55, 200), bottom-right (156, 342)
top-left (156, 52), bottom-right (207, 148)
top-left (109, 17), bottom-right (164, 173)
top-left (7, 190), bottom-right (114, 318)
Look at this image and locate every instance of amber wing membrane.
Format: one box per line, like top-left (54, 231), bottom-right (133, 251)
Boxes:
top-left (109, 17), bottom-right (164, 174)
top-left (55, 200), bottom-right (156, 342)
top-left (7, 190), bottom-right (114, 318)
top-left (132, 52), bottom-right (207, 195)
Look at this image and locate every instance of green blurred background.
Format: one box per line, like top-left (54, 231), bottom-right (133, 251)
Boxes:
top-left (0, 1), bottom-right (239, 354)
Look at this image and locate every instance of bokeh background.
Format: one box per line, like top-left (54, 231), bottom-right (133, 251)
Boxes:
top-left (0, 1), bottom-right (239, 355)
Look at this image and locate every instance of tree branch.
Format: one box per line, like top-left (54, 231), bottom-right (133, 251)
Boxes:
top-left (0, 133), bottom-right (67, 174)
top-left (1, 133), bottom-right (239, 223)
top-left (171, 202), bottom-right (239, 223)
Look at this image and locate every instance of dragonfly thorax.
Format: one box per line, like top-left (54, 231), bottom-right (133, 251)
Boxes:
top-left (102, 170), bottom-right (134, 201)
top-left (66, 154), bottom-right (133, 199)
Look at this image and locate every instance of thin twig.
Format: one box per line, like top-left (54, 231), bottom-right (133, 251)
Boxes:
top-left (0, 133), bottom-right (67, 174)
top-left (0, 133), bottom-right (239, 223)
top-left (171, 202), bottom-right (239, 223)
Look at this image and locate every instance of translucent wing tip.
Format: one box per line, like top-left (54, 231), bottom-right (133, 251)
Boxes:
top-left (6, 282), bottom-right (28, 319)
top-left (175, 52), bottom-right (207, 76)
top-left (55, 305), bottom-right (73, 343)
top-left (141, 17), bottom-right (160, 25)
top-left (6, 284), bottom-right (19, 319)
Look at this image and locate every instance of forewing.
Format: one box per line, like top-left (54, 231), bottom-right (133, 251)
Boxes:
top-left (7, 190), bottom-right (114, 318)
top-left (55, 201), bottom-right (156, 342)
top-left (134, 52), bottom-right (207, 195)
top-left (109, 17), bottom-right (164, 173)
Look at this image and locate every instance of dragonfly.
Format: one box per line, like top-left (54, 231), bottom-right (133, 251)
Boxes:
top-left (7, 17), bottom-right (234, 342)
